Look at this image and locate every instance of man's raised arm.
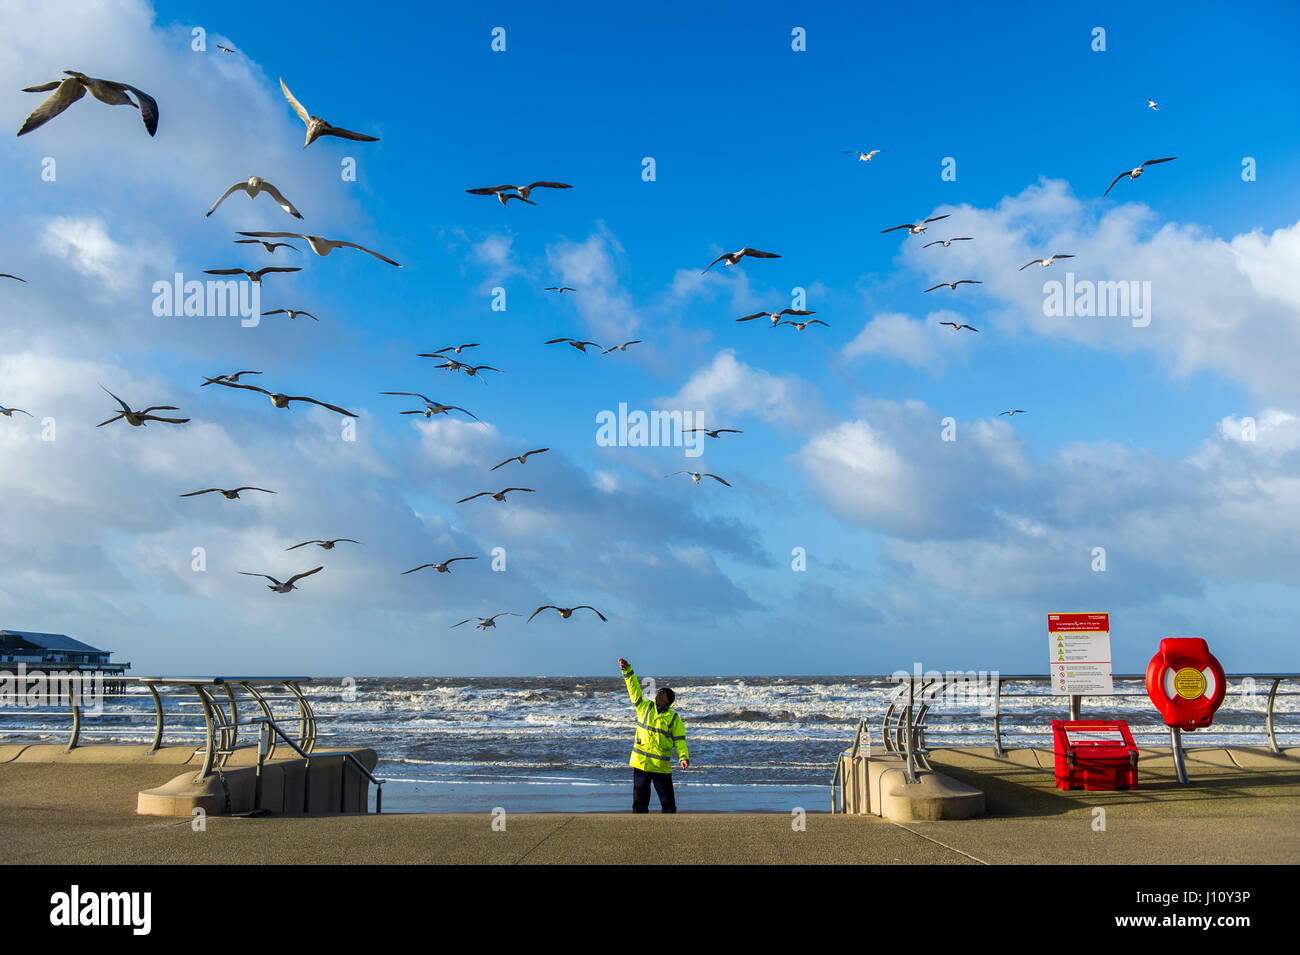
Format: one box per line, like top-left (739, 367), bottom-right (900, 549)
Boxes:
top-left (619, 658), bottom-right (642, 706)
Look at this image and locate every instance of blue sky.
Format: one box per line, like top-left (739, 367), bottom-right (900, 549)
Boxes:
top-left (1, 0), bottom-right (1299, 676)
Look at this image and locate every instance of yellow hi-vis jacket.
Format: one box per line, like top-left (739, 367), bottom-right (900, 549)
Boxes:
top-left (622, 664), bottom-right (688, 773)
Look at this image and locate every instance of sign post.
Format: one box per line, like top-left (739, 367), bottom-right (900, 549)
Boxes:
top-left (1048, 612), bottom-right (1113, 719)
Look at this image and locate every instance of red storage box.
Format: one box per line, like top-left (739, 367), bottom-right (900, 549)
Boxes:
top-left (1051, 720), bottom-right (1139, 791)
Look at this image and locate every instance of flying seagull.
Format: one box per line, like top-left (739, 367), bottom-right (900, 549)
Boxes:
top-left (546, 337), bottom-right (602, 353)
top-left (426, 344), bottom-right (480, 356)
top-left (665, 471), bottom-right (731, 487)
top-left (684, 428), bottom-right (742, 439)
top-left (204, 266), bottom-right (301, 284)
top-left (923, 237), bottom-right (973, 248)
top-left (235, 232), bottom-right (400, 267)
top-left (778, 319), bottom-right (829, 331)
top-left (545, 287), bottom-right (576, 294)
top-left (287, 539), bottom-right (361, 551)
top-left (201, 370), bottom-right (262, 387)
top-left (235, 239), bottom-right (300, 254)
top-left (457, 488), bottom-right (536, 503)
top-left (261, 308), bottom-right (317, 321)
top-left (452, 613), bottom-right (518, 630)
top-left (432, 360), bottom-right (502, 382)
top-left (528, 605), bottom-right (607, 622)
top-left (491, 448), bottom-right (549, 470)
top-left (939, 322), bottom-right (979, 332)
top-left (881, 215), bottom-right (950, 236)
top-left (0, 274), bottom-right (25, 282)
top-left (239, 566), bottom-right (323, 594)
top-left (1104, 158), bottom-right (1176, 197)
top-left (924, 280), bottom-right (982, 293)
top-left (737, 308), bottom-right (815, 325)
top-left (466, 182), bottom-right (572, 204)
top-left (1019, 254), bottom-right (1075, 271)
top-left (97, 387), bottom-right (188, 427)
top-left (179, 487), bottom-right (276, 499)
top-left (206, 177), bottom-right (304, 219)
top-left (844, 149), bottom-right (888, 161)
top-left (210, 380), bottom-right (357, 417)
top-left (18, 70), bottom-right (158, 137)
top-left (702, 248), bottom-right (780, 274)
top-left (216, 44), bottom-right (238, 54)
top-left (0, 405), bottom-right (33, 418)
top-left (280, 77), bottom-right (379, 148)
top-left (402, 557), bottom-right (478, 575)
top-left (999, 410), bottom-right (1028, 416)
top-left (380, 392), bottom-right (477, 419)
top-left (602, 340), bottom-right (642, 353)
top-left (1147, 98), bottom-right (1159, 111)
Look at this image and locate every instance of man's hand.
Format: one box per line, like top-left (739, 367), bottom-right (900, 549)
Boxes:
top-left (679, 759), bottom-right (689, 769)
top-left (618, 658), bottom-right (629, 670)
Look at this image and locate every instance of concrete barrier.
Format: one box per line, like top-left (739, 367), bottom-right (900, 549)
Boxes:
top-left (867, 755), bottom-right (986, 822)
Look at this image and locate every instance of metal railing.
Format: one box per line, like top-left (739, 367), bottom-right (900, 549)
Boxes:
top-left (878, 673), bottom-right (1300, 765)
top-left (251, 717), bottom-right (383, 814)
top-left (831, 672), bottom-right (1299, 805)
top-left (0, 675), bottom-right (315, 779)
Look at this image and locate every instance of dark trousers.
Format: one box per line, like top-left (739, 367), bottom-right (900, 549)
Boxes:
top-left (632, 768), bottom-right (676, 813)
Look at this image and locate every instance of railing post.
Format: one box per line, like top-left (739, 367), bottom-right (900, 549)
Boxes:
top-left (991, 676), bottom-right (1005, 757)
top-left (903, 678), bottom-right (918, 783)
top-left (64, 682), bottom-right (82, 753)
top-left (194, 684), bottom-right (216, 781)
top-left (1266, 678), bottom-right (1282, 754)
top-left (146, 683), bottom-right (164, 753)
top-left (254, 720), bottom-right (268, 812)
top-left (1170, 726), bottom-right (1190, 784)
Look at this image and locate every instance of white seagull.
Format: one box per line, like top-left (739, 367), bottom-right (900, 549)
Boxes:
top-left (18, 70), bottom-right (158, 137)
top-left (261, 308), bottom-right (317, 321)
top-left (206, 177), bottom-right (304, 219)
top-left (546, 337), bottom-right (602, 352)
top-left (844, 149), bottom-right (888, 161)
top-left (97, 387), bottom-right (189, 427)
top-left (1019, 254), bottom-right (1075, 271)
top-left (702, 248), bottom-right (780, 274)
top-left (280, 78), bottom-right (379, 148)
top-left (466, 182), bottom-right (572, 205)
top-left (211, 380), bottom-right (356, 417)
top-left (239, 566), bottom-right (323, 594)
top-left (452, 613), bottom-right (519, 630)
top-left (204, 266), bottom-right (301, 284)
top-left (491, 448), bottom-right (549, 470)
top-left (403, 557), bottom-right (478, 575)
top-left (287, 539), bottom-right (361, 551)
top-left (1104, 157), bottom-right (1176, 197)
top-left (882, 215), bottom-right (950, 236)
top-left (778, 318), bottom-right (829, 331)
top-left (924, 280), bottom-right (982, 293)
top-left (457, 488), bottom-right (536, 503)
top-left (666, 471), bottom-right (732, 487)
top-left (528, 605), bottom-right (607, 622)
top-left (1147, 98), bottom-right (1159, 111)
top-left (999, 410), bottom-right (1028, 416)
top-left (922, 237), bottom-right (973, 248)
top-left (684, 428), bottom-right (742, 439)
top-left (235, 232), bottom-right (400, 267)
top-left (180, 487), bottom-right (275, 500)
top-left (379, 392), bottom-right (477, 419)
top-left (602, 340), bottom-right (642, 353)
top-left (939, 321), bottom-right (979, 333)
top-left (737, 308), bottom-right (815, 325)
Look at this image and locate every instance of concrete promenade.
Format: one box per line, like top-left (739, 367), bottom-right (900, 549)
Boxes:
top-left (1, 743), bottom-right (1296, 865)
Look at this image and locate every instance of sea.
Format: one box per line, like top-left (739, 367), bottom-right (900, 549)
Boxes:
top-left (3, 674), bottom-right (1295, 812)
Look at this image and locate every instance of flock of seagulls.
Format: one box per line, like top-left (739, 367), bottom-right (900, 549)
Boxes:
top-left (2, 52), bottom-right (1181, 631)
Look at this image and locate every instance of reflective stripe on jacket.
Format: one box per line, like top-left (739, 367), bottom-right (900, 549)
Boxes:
top-left (622, 665), bottom-right (688, 774)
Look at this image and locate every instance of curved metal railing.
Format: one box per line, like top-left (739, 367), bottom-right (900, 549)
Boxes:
top-left (0, 675), bottom-right (315, 778)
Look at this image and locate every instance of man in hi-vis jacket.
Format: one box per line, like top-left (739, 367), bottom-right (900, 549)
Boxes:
top-left (618, 658), bottom-right (689, 813)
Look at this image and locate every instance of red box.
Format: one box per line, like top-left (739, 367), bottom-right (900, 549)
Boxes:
top-left (1051, 720), bottom-right (1139, 791)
